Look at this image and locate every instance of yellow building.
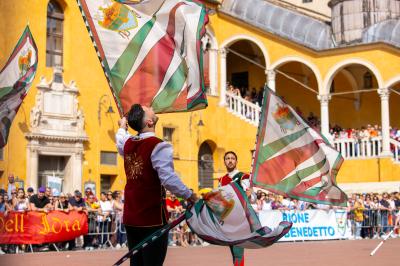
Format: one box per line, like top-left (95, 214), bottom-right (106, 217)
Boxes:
top-left (1, 0), bottom-right (400, 195)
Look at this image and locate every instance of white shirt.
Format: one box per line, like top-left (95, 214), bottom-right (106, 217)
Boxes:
top-left (116, 128), bottom-right (192, 199)
top-left (225, 169), bottom-right (256, 202)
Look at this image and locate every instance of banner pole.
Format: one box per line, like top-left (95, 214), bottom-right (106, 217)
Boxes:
top-left (112, 213), bottom-right (186, 266)
top-left (370, 229), bottom-right (394, 256)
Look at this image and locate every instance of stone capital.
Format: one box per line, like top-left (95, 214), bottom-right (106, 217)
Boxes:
top-left (266, 69), bottom-right (276, 79)
top-left (317, 94), bottom-right (331, 103)
top-left (377, 87), bottom-right (390, 99)
top-left (219, 48), bottom-right (228, 58)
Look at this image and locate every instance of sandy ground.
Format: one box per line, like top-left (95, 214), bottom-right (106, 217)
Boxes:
top-left (0, 238), bottom-right (399, 266)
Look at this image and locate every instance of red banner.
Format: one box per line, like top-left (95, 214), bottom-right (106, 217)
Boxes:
top-left (0, 211), bottom-right (88, 244)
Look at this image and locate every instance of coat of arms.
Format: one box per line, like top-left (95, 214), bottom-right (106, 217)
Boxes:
top-left (272, 104), bottom-right (300, 133)
top-left (95, 0), bottom-right (139, 38)
top-left (203, 190), bottom-right (235, 224)
top-left (18, 49), bottom-right (32, 77)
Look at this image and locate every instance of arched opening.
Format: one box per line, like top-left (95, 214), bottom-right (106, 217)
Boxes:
top-left (198, 141), bottom-right (214, 190)
top-left (273, 61), bottom-right (320, 129)
top-left (46, 0), bottom-right (64, 67)
top-left (328, 64), bottom-right (380, 130)
top-left (226, 39), bottom-right (267, 104)
top-left (388, 81), bottom-right (400, 130)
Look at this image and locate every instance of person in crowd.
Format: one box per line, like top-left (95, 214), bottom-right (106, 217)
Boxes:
top-left (68, 190), bottom-right (86, 250)
top-left (55, 192), bottom-right (70, 212)
top-left (26, 187), bottom-right (34, 199)
top-left (13, 188), bottom-right (30, 212)
top-left (362, 194), bottom-right (374, 238)
top-left (85, 193), bottom-right (100, 250)
top-left (116, 104), bottom-right (197, 266)
top-left (45, 187), bottom-right (52, 198)
top-left (379, 192), bottom-right (392, 236)
top-left (7, 174), bottom-right (16, 199)
top-left (29, 187), bottom-right (51, 212)
top-left (98, 191), bottom-right (113, 248)
top-left (112, 191), bottom-right (126, 249)
top-left (353, 198), bottom-right (365, 239)
top-left (84, 187), bottom-right (97, 202)
top-left (29, 187), bottom-right (52, 252)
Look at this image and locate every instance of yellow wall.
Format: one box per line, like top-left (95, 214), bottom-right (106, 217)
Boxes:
top-left (1, 1), bottom-right (400, 194)
top-left (337, 158), bottom-right (400, 183)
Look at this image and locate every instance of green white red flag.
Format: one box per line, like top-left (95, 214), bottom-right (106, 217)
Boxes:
top-left (251, 87), bottom-right (347, 206)
top-left (0, 26), bottom-right (38, 148)
top-left (77, 0), bottom-right (209, 114)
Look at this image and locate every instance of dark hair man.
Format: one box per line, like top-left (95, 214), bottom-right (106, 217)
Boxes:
top-left (219, 151), bottom-right (252, 266)
top-left (116, 104), bottom-right (197, 266)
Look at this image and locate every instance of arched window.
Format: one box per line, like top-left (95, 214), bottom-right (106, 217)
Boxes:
top-left (46, 1), bottom-right (64, 67)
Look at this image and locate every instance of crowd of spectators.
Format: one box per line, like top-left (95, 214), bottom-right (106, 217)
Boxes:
top-left (1, 173), bottom-right (399, 254)
top-left (0, 174), bottom-right (126, 254)
top-left (227, 84), bottom-right (264, 106)
top-left (253, 190), bottom-right (400, 240)
top-left (227, 84), bottom-right (400, 147)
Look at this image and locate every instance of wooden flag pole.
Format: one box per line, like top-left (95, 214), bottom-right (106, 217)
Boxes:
top-left (370, 229), bottom-right (394, 256)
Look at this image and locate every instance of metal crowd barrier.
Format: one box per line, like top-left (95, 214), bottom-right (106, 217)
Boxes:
top-left (348, 209), bottom-right (398, 239)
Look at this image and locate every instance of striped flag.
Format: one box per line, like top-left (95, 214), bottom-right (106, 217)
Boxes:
top-left (251, 87), bottom-right (347, 206)
top-left (0, 26), bottom-right (38, 148)
top-left (186, 182), bottom-right (292, 248)
top-left (77, 0), bottom-right (209, 114)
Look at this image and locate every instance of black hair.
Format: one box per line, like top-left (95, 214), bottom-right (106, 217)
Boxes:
top-left (224, 151), bottom-right (237, 160)
top-left (127, 104), bottom-right (145, 132)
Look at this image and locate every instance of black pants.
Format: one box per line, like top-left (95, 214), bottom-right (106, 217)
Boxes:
top-left (125, 225), bottom-right (168, 266)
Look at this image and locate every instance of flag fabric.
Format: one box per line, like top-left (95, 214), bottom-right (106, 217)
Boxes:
top-left (0, 26), bottom-right (38, 148)
top-left (77, 0), bottom-right (209, 114)
top-left (186, 182), bottom-right (292, 248)
top-left (251, 87), bottom-right (347, 206)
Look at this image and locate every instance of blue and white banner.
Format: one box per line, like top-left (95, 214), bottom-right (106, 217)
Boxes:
top-left (259, 209), bottom-right (351, 241)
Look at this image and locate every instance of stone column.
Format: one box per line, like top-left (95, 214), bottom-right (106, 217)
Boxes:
top-left (317, 94), bottom-right (331, 137)
top-left (26, 146), bottom-right (39, 189)
top-left (209, 48), bottom-right (218, 96)
top-left (267, 69), bottom-right (276, 92)
top-left (72, 150), bottom-right (83, 192)
top-left (219, 48), bottom-right (228, 106)
top-left (378, 87), bottom-right (391, 156)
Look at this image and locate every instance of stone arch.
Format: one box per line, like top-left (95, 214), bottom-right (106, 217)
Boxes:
top-left (323, 58), bottom-right (384, 95)
top-left (269, 56), bottom-right (323, 93)
top-left (385, 75), bottom-right (400, 89)
top-left (220, 34), bottom-right (270, 67)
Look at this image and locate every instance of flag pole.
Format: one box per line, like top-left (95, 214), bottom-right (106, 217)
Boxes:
top-left (370, 228), bottom-right (395, 256)
top-left (112, 212), bottom-right (186, 266)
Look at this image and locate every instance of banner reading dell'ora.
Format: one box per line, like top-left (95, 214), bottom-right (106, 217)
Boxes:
top-left (0, 211), bottom-right (88, 244)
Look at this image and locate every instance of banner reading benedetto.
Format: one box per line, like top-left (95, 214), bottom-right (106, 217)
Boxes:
top-left (0, 211), bottom-right (88, 244)
top-left (259, 209), bottom-right (351, 241)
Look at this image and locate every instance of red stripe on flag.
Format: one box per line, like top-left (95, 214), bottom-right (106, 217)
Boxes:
top-left (290, 173), bottom-right (325, 194)
top-left (256, 142), bottom-right (319, 185)
top-left (119, 3), bottom-right (185, 111)
top-left (171, 86), bottom-right (188, 110)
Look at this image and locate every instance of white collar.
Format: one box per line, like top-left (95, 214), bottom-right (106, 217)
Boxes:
top-left (137, 132), bottom-right (156, 139)
top-left (228, 169), bottom-right (239, 178)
